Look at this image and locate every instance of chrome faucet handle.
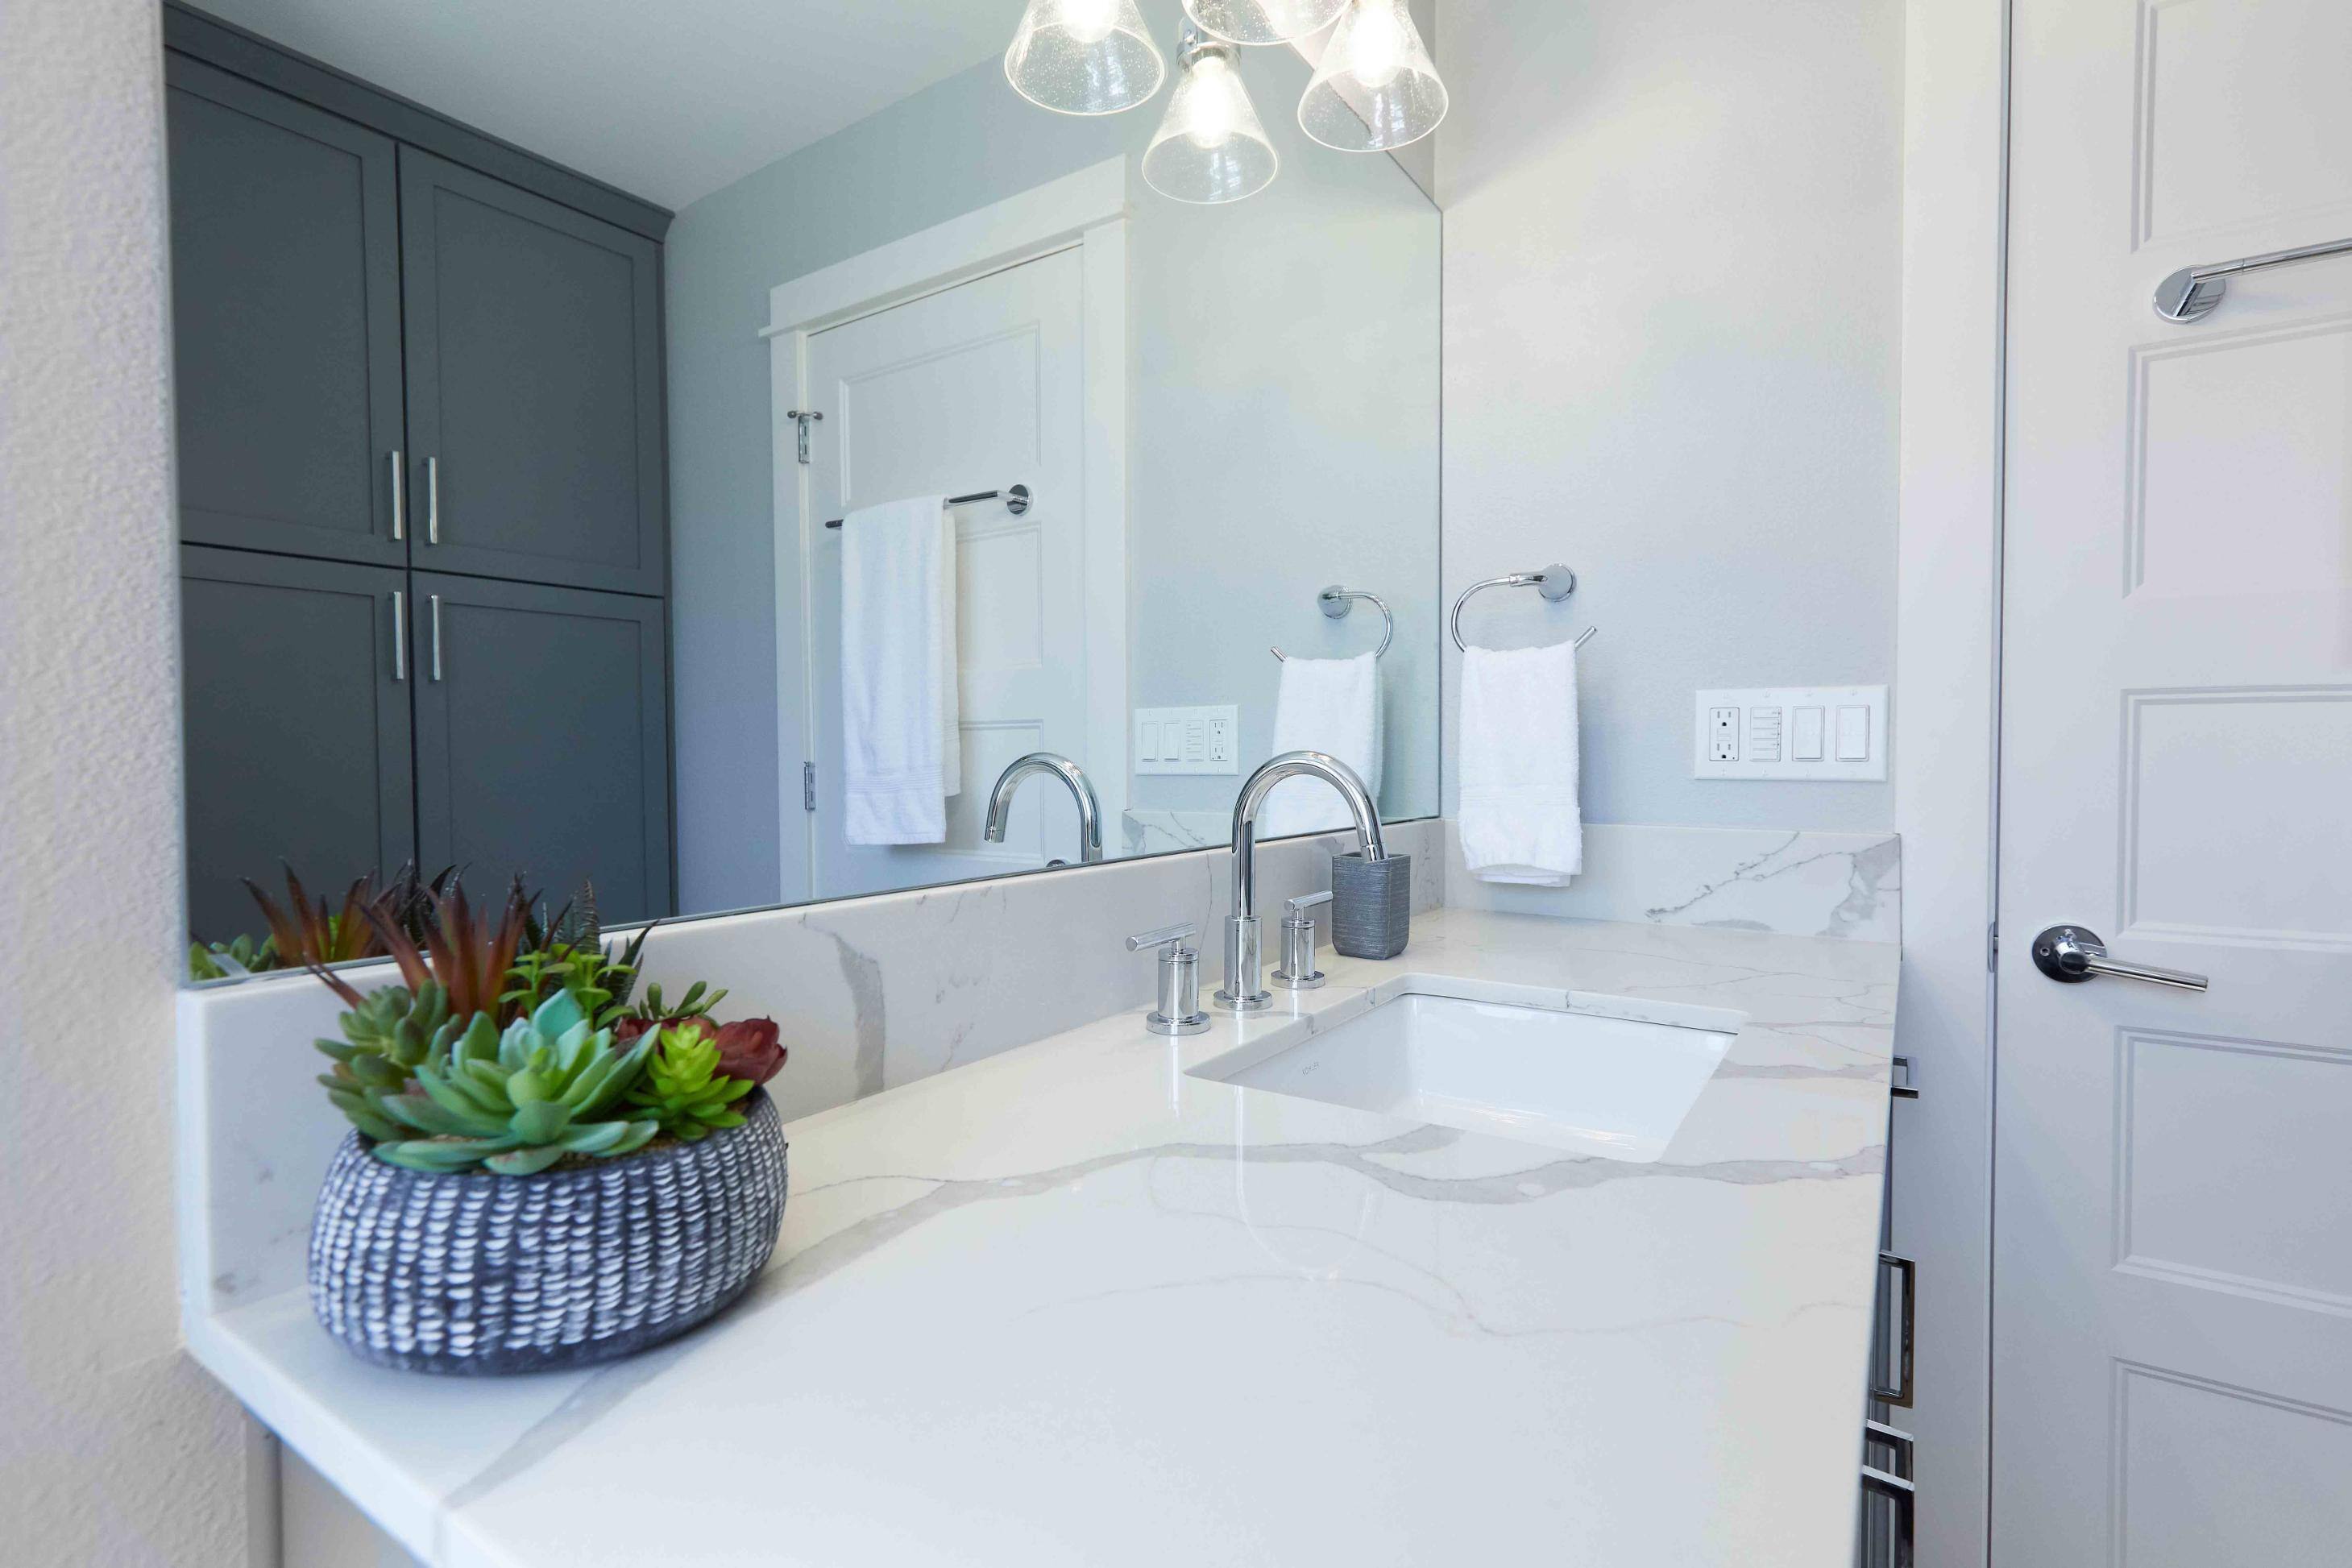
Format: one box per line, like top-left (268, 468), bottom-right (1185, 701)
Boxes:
top-left (1274, 892), bottom-right (1329, 990)
top-left (1126, 924), bottom-right (1209, 1036)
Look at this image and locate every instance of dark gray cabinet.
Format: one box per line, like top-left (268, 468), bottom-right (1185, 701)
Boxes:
top-left (400, 151), bottom-right (667, 595)
top-left (164, 16), bottom-right (676, 944)
top-left (165, 57), bottom-right (406, 566)
top-left (180, 548), bottom-right (415, 943)
top-left (411, 575), bottom-right (673, 923)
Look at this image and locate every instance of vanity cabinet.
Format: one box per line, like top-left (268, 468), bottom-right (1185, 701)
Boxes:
top-left (409, 576), bottom-right (673, 922)
top-left (164, 59), bottom-right (406, 568)
top-left (398, 151), bottom-right (666, 595)
top-left (180, 548), bottom-right (415, 944)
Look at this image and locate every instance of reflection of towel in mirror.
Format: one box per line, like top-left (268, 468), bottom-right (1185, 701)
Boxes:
top-left (840, 496), bottom-right (958, 844)
top-left (1458, 641), bottom-right (1581, 884)
top-left (1257, 652), bottom-right (1383, 838)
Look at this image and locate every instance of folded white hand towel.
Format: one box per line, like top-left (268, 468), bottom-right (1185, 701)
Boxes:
top-left (1257, 652), bottom-right (1382, 837)
top-left (1457, 641), bottom-right (1581, 884)
top-left (840, 496), bottom-right (958, 844)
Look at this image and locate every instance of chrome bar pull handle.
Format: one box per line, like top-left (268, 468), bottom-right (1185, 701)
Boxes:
top-left (425, 456), bottom-right (442, 544)
top-left (390, 591), bottom-right (407, 682)
top-left (1872, 1251), bottom-right (1915, 1408)
top-left (2155, 233), bottom-right (2352, 322)
top-left (429, 595), bottom-right (443, 682)
top-left (2031, 926), bottom-right (2208, 991)
top-left (388, 450), bottom-right (405, 541)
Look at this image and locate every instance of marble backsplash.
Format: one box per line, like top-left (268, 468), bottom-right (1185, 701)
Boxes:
top-left (178, 819), bottom-right (1442, 1321)
top-left (1437, 821), bottom-right (1901, 944)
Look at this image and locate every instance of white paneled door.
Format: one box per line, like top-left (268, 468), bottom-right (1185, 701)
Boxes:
top-left (803, 247), bottom-right (1090, 902)
top-left (1997, 2), bottom-right (2352, 1563)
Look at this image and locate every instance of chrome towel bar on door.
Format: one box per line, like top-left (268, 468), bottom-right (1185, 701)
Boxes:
top-left (823, 483), bottom-right (1030, 529)
top-left (2154, 234), bottom-right (2352, 321)
top-left (1450, 564), bottom-right (1598, 652)
top-left (1271, 585), bottom-right (1393, 661)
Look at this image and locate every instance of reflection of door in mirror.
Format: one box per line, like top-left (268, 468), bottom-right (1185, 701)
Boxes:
top-left (802, 247), bottom-right (1105, 901)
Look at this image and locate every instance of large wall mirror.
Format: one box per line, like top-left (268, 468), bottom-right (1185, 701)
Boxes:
top-left (168, 0), bottom-right (1439, 977)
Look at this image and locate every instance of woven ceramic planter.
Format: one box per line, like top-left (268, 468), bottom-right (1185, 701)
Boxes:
top-left (309, 1090), bottom-right (788, 1375)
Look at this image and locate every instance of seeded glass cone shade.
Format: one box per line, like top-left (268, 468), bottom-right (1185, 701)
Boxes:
top-left (1298, 0), bottom-right (1447, 151)
top-left (1143, 42), bottom-right (1278, 203)
top-left (1005, 0), bottom-right (1166, 116)
top-left (1183, 0), bottom-right (1348, 46)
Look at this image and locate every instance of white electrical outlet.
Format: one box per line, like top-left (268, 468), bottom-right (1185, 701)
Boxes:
top-left (1707, 706), bottom-right (1740, 762)
top-left (1134, 705), bottom-right (1240, 774)
top-left (1694, 687), bottom-right (1888, 781)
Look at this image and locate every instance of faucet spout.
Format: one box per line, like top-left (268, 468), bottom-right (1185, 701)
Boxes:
top-left (982, 752), bottom-right (1104, 865)
top-left (1217, 749), bottom-right (1383, 1010)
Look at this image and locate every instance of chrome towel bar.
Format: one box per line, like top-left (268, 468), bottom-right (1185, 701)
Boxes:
top-left (1450, 564), bottom-right (1598, 652)
top-left (824, 483), bottom-right (1030, 529)
top-left (2155, 234), bottom-right (2352, 322)
top-left (1271, 584), bottom-right (1393, 662)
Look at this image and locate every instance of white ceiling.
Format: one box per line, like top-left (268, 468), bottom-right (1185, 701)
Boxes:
top-left (195, 0), bottom-right (1018, 211)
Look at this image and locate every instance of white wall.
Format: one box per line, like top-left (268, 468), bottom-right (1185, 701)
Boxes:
top-left (0, 2), bottom-right (268, 1562)
top-left (1437, 0), bottom-right (1903, 832)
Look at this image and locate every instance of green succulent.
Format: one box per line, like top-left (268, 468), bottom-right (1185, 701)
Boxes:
top-left (624, 980), bottom-right (727, 1027)
top-left (313, 984), bottom-right (464, 1141)
top-left (189, 931), bottom-right (279, 981)
top-left (371, 989), bottom-right (657, 1176)
top-left (502, 880), bottom-right (656, 1026)
top-left (625, 1027), bottom-right (754, 1143)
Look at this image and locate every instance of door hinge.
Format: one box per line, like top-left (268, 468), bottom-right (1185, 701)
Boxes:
top-left (1988, 923), bottom-right (1999, 972)
top-left (803, 761), bottom-right (816, 812)
top-left (785, 409), bottom-right (823, 465)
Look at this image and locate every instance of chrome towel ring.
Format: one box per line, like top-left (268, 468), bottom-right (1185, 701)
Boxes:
top-left (1451, 565), bottom-right (1598, 652)
top-left (1272, 585), bottom-right (1393, 662)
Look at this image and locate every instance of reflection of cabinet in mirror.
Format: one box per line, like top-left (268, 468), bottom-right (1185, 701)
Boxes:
top-left (410, 577), bottom-right (672, 924)
top-left (179, 548), bottom-right (414, 945)
top-left (163, 7), bottom-right (676, 939)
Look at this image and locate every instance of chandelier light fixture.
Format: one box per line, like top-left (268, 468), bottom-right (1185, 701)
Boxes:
top-left (1004, 0), bottom-right (1168, 116)
top-left (1298, 0), bottom-right (1446, 151)
top-left (1143, 24), bottom-right (1280, 203)
top-left (1004, 0), bottom-right (1446, 198)
top-left (1181, 0), bottom-right (1349, 46)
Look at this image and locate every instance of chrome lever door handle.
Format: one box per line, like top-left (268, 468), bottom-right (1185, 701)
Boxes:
top-left (2031, 926), bottom-right (2208, 991)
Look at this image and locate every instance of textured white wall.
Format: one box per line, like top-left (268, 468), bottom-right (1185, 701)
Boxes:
top-left (0, 2), bottom-right (268, 1562)
top-left (1437, 0), bottom-right (1903, 832)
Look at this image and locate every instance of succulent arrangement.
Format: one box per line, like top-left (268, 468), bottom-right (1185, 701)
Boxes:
top-left (283, 870), bottom-right (785, 1176)
top-left (190, 862), bottom-right (456, 981)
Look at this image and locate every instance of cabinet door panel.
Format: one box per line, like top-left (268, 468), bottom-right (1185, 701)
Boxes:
top-left (400, 150), bottom-right (666, 594)
top-left (411, 575), bottom-right (672, 923)
top-left (166, 56), bottom-right (405, 565)
top-left (180, 548), bottom-right (415, 944)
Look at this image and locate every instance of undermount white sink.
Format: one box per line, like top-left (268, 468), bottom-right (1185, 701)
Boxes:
top-left (1191, 991), bottom-right (1735, 1161)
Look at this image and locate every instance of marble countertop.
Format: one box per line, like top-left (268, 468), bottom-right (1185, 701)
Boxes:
top-left (190, 907), bottom-right (1899, 1567)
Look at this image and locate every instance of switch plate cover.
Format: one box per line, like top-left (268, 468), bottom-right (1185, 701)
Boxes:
top-left (1693, 686), bottom-right (1888, 781)
top-left (1135, 705), bottom-right (1240, 774)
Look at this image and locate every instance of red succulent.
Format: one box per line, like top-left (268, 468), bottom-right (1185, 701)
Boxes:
top-left (711, 1018), bottom-right (786, 1085)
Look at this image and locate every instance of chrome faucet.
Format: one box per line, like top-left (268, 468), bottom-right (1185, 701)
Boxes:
top-left (1216, 749), bottom-right (1385, 1010)
top-left (982, 752), bottom-right (1104, 865)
